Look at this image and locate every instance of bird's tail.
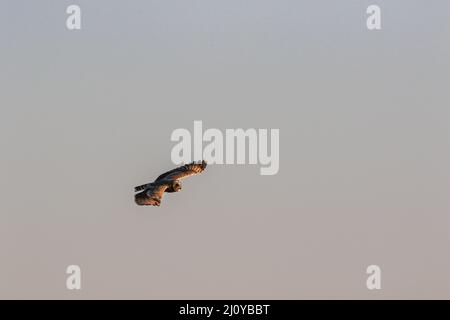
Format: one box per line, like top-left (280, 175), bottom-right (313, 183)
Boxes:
top-left (134, 183), bottom-right (152, 192)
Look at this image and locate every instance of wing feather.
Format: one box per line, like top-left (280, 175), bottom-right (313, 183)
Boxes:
top-left (135, 184), bottom-right (169, 206)
top-left (155, 160), bottom-right (207, 182)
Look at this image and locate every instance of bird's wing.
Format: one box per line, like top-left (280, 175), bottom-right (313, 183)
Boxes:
top-left (134, 182), bottom-right (153, 193)
top-left (134, 184), bottom-right (169, 206)
top-left (155, 160), bottom-right (207, 182)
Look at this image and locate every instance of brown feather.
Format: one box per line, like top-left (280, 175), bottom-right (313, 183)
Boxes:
top-left (156, 160), bottom-right (207, 182)
top-left (134, 184), bottom-right (169, 206)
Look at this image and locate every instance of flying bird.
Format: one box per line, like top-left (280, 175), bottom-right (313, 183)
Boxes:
top-left (134, 160), bottom-right (207, 206)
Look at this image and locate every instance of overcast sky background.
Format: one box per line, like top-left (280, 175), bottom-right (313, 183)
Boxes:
top-left (1, 0), bottom-right (450, 299)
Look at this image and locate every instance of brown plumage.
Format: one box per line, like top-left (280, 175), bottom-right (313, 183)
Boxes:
top-left (134, 160), bottom-right (207, 206)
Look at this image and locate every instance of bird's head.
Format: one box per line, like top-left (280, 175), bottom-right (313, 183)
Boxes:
top-left (172, 180), bottom-right (182, 192)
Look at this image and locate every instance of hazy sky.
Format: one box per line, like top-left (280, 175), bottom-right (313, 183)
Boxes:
top-left (1, 0), bottom-right (450, 299)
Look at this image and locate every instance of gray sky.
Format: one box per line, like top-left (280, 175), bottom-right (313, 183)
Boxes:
top-left (1, 0), bottom-right (450, 299)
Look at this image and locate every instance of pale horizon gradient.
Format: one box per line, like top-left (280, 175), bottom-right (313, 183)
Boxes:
top-left (1, 0), bottom-right (450, 299)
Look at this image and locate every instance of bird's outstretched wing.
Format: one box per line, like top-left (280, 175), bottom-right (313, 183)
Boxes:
top-left (135, 184), bottom-right (169, 206)
top-left (135, 182), bottom-right (153, 193)
top-left (155, 160), bottom-right (207, 182)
